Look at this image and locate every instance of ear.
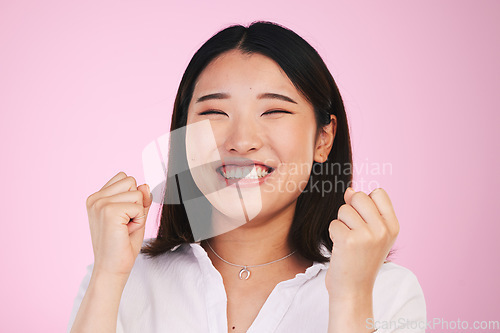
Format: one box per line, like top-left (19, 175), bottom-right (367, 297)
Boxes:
top-left (313, 115), bottom-right (337, 163)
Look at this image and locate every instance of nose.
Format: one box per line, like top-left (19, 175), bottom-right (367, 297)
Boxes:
top-left (223, 116), bottom-right (263, 154)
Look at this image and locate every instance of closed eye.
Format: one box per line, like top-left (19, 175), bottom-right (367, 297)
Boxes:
top-left (198, 110), bottom-right (228, 116)
top-left (262, 110), bottom-right (293, 116)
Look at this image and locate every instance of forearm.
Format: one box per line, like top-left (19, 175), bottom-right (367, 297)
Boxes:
top-left (328, 294), bottom-right (374, 333)
top-left (70, 270), bottom-right (129, 333)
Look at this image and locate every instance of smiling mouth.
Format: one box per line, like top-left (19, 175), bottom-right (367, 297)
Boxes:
top-left (216, 164), bottom-right (274, 180)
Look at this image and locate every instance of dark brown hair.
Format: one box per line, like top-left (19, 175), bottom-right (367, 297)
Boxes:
top-left (141, 21), bottom-right (357, 263)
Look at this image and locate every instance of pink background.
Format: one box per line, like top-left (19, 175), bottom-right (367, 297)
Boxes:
top-left (1, 0), bottom-right (499, 331)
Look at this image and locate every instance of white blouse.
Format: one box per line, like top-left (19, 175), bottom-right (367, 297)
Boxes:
top-left (67, 240), bottom-right (426, 332)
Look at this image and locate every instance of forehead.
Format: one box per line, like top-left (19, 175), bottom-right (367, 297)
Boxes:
top-left (193, 50), bottom-right (300, 97)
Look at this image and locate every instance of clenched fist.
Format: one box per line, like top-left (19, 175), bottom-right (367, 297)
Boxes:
top-left (86, 171), bottom-right (153, 278)
top-left (326, 187), bottom-right (400, 300)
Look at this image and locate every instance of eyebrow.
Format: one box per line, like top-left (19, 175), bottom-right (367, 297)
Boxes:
top-left (195, 92), bottom-right (298, 104)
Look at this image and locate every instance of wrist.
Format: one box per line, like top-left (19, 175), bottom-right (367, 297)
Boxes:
top-left (328, 283), bottom-right (373, 302)
top-left (90, 269), bottom-right (130, 290)
top-left (328, 293), bottom-right (374, 333)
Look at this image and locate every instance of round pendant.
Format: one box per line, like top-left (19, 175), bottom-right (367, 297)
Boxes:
top-left (239, 266), bottom-right (251, 280)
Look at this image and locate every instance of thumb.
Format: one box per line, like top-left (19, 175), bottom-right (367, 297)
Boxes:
top-left (128, 184), bottom-right (152, 250)
top-left (127, 184), bottom-right (152, 235)
top-left (344, 187), bottom-right (355, 205)
top-left (140, 183), bottom-right (153, 211)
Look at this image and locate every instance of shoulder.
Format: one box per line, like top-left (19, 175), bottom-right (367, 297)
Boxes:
top-left (376, 262), bottom-right (421, 284)
top-left (119, 240), bottom-right (203, 308)
top-left (374, 261), bottom-right (424, 296)
top-left (132, 238), bottom-right (199, 278)
top-left (372, 262), bottom-right (427, 326)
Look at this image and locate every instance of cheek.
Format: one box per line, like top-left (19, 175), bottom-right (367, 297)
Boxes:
top-left (186, 107), bottom-right (195, 125)
top-left (270, 123), bottom-right (316, 162)
top-left (185, 120), bottom-right (222, 179)
top-left (211, 125), bottom-right (227, 148)
top-left (268, 128), bottom-right (316, 189)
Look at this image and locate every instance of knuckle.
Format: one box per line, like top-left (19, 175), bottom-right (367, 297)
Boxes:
top-left (328, 220), bottom-right (337, 234)
top-left (344, 235), bottom-right (357, 248)
top-left (364, 235), bottom-right (378, 248)
top-left (384, 217), bottom-right (399, 238)
top-left (337, 204), bottom-right (350, 218)
top-left (100, 202), bottom-right (114, 216)
top-left (377, 229), bottom-right (391, 244)
top-left (135, 190), bottom-right (144, 203)
top-left (369, 187), bottom-right (386, 198)
top-left (328, 220), bottom-right (342, 238)
top-left (93, 198), bottom-right (106, 211)
top-left (86, 194), bottom-right (95, 208)
top-left (382, 229), bottom-right (391, 242)
top-left (375, 224), bottom-right (389, 238)
top-left (132, 203), bottom-right (143, 216)
top-left (126, 176), bottom-right (137, 188)
top-left (350, 191), bottom-right (366, 206)
top-left (359, 229), bottom-right (371, 241)
top-left (391, 222), bottom-right (400, 238)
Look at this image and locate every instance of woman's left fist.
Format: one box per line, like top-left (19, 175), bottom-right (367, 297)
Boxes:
top-left (325, 187), bottom-right (400, 300)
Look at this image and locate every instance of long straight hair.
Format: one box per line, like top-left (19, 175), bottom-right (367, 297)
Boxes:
top-left (141, 21), bottom-right (354, 263)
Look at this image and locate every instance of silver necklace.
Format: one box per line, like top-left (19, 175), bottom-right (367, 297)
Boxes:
top-left (206, 241), bottom-right (297, 280)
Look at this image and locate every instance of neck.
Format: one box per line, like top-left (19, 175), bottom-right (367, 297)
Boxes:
top-left (201, 200), bottom-right (300, 267)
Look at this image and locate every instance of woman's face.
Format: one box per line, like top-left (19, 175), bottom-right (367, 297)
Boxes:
top-left (185, 49), bottom-right (333, 228)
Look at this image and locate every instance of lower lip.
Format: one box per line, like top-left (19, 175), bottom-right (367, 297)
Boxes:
top-left (217, 170), bottom-right (273, 188)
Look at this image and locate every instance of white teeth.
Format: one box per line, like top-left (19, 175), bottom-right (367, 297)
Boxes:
top-left (220, 165), bottom-right (271, 179)
top-left (257, 168), bottom-right (269, 178)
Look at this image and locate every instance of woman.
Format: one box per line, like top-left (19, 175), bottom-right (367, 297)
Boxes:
top-left (68, 21), bottom-right (426, 333)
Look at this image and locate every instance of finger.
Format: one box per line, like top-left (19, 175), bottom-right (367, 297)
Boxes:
top-left (137, 184), bottom-right (153, 209)
top-left (328, 219), bottom-right (351, 246)
top-left (368, 188), bottom-right (398, 234)
top-left (127, 205), bottom-right (148, 235)
top-left (337, 204), bottom-right (365, 230)
top-left (129, 215), bottom-right (147, 253)
top-left (344, 187), bottom-right (355, 205)
top-left (100, 171), bottom-right (128, 190)
top-left (99, 176), bottom-right (138, 198)
top-left (128, 185), bottom-right (152, 235)
top-left (129, 223), bottom-right (147, 253)
top-left (368, 188), bottom-right (396, 220)
top-left (87, 173), bottom-right (132, 208)
top-left (129, 185), bottom-right (152, 247)
top-left (104, 200), bottom-right (147, 235)
top-left (348, 190), bottom-right (385, 226)
top-left (98, 191), bottom-right (144, 207)
top-left (102, 202), bottom-right (145, 225)
top-left (128, 212), bottom-right (147, 235)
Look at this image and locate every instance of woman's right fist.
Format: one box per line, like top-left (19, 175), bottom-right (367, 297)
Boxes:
top-left (85, 171), bottom-right (153, 277)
